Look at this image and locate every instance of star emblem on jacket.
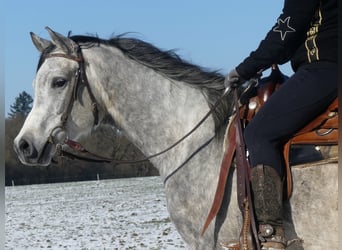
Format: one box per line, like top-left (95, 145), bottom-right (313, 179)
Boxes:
top-left (273, 16), bottom-right (296, 41)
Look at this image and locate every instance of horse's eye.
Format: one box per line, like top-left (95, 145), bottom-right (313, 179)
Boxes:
top-left (53, 78), bottom-right (67, 88)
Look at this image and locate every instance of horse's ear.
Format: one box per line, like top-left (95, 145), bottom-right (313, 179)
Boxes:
top-left (45, 26), bottom-right (78, 55)
top-left (30, 32), bottom-right (52, 53)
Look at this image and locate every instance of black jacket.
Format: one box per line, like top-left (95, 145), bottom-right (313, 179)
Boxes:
top-left (236, 0), bottom-right (337, 80)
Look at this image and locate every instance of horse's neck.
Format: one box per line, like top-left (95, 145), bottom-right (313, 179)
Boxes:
top-left (82, 45), bottom-right (220, 177)
top-left (82, 45), bottom-right (229, 248)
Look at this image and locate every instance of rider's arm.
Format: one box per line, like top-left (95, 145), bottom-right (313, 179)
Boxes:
top-left (235, 0), bottom-right (320, 80)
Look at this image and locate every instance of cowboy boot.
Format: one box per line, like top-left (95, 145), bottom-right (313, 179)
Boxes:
top-left (251, 165), bottom-right (286, 250)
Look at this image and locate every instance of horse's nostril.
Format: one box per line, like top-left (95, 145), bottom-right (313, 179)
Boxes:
top-left (19, 139), bottom-right (29, 151)
top-left (19, 138), bottom-right (38, 159)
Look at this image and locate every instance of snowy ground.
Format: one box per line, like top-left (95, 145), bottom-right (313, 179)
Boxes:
top-left (5, 177), bottom-right (186, 249)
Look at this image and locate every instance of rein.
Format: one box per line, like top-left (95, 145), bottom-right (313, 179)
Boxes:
top-left (46, 47), bottom-right (233, 165)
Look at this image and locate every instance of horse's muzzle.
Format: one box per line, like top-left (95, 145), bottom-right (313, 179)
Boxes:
top-left (16, 137), bottom-right (38, 159)
top-left (13, 136), bottom-right (55, 167)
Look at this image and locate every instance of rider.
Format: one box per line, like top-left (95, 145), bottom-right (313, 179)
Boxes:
top-left (225, 0), bottom-right (337, 249)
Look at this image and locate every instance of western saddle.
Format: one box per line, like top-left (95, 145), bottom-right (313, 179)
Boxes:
top-left (201, 65), bottom-right (338, 249)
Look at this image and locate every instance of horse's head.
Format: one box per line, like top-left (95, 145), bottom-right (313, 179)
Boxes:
top-left (14, 27), bottom-right (97, 166)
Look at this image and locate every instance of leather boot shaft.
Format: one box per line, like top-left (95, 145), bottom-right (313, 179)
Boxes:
top-left (251, 165), bottom-right (286, 249)
top-left (250, 165), bottom-right (283, 226)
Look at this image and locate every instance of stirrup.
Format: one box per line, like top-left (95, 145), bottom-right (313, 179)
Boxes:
top-left (220, 241), bottom-right (240, 250)
top-left (260, 243), bottom-right (285, 250)
top-left (258, 224), bottom-right (286, 250)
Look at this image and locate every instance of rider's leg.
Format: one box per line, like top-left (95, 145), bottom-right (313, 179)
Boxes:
top-left (250, 165), bottom-right (285, 249)
top-left (244, 65), bottom-right (337, 249)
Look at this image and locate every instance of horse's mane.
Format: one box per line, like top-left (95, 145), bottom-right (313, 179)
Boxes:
top-left (41, 34), bottom-right (233, 130)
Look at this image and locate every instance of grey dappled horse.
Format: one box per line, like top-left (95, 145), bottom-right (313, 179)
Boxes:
top-left (14, 27), bottom-right (337, 249)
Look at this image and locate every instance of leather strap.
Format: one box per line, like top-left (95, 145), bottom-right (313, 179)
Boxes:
top-left (45, 53), bottom-right (83, 62)
top-left (201, 116), bottom-right (237, 236)
top-left (233, 88), bottom-right (260, 250)
top-left (201, 88), bottom-right (260, 250)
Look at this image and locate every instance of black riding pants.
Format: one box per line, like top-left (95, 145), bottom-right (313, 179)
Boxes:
top-left (244, 65), bottom-right (337, 178)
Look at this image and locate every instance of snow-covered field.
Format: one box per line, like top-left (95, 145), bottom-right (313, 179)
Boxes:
top-left (6, 177), bottom-right (186, 249)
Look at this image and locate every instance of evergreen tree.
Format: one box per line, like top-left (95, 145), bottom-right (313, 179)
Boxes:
top-left (8, 91), bottom-right (33, 118)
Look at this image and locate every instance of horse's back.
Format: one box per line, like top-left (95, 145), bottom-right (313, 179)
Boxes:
top-left (285, 161), bottom-right (337, 249)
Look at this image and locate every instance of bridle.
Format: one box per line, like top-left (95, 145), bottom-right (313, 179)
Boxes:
top-left (44, 44), bottom-right (234, 164)
top-left (44, 48), bottom-right (100, 159)
top-left (46, 51), bottom-right (99, 136)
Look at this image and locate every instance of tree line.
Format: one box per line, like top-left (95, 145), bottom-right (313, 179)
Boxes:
top-left (5, 91), bottom-right (158, 186)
